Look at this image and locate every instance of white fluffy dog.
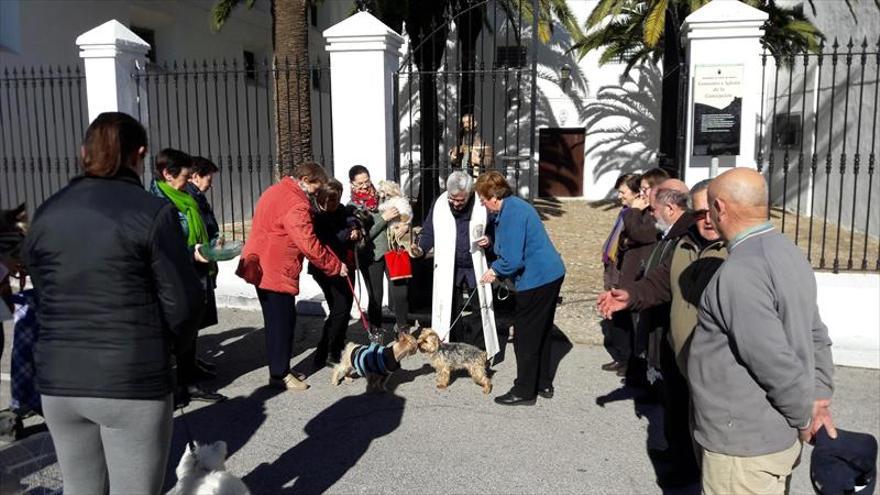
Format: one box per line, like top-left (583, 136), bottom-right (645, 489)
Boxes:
top-left (167, 441), bottom-right (250, 495)
top-left (376, 180), bottom-right (417, 254)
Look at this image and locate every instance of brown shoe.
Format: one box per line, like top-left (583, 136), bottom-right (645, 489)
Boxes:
top-left (616, 365), bottom-right (628, 377)
top-left (601, 361), bottom-right (624, 372)
top-left (269, 373), bottom-right (309, 391)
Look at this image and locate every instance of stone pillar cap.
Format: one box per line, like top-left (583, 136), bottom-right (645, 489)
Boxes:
top-left (76, 19), bottom-right (150, 55)
top-left (684, 0), bottom-right (768, 27)
top-left (323, 11), bottom-right (403, 53)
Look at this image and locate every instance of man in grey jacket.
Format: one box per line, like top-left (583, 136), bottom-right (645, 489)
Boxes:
top-left (689, 168), bottom-right (836, 494)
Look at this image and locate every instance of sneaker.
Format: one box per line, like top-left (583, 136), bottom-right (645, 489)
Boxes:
top-left (269, 373), bottom-right (309, 391)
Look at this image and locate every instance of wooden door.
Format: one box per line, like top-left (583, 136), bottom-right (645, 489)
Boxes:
top-left (538, 128), bottom-right (585, 197)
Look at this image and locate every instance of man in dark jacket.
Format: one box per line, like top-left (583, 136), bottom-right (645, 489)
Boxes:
top-left (626, 178), bottom-right (701, 486)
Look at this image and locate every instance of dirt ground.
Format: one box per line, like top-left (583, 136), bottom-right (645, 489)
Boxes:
top-left (537, 198), bottom-right (617, 346)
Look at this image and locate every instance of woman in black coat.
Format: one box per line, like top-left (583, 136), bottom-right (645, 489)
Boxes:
top-left (310, 179), bottom-right (361, 367)
top-left (23, 112), bottom-right (204, 494)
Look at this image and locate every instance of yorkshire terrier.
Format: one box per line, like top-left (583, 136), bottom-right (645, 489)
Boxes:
top-left (330, 331), bottom-right (419, 393)
top-left (417, 328), bottom-right (492, 394)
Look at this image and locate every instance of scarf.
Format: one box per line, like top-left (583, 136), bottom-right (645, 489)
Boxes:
top-left (351, 187), bottom-right (378, 211)
top-left (156, 180), bottom-right (209, 248)
top-left (602, 208), bottom-right (627, 265)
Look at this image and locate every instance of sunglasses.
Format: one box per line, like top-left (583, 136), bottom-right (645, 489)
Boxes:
top-left (693, 209), bottom-right (709, 219)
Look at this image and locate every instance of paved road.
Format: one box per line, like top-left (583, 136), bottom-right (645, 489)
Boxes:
top-left (2, 308), bottom-right (879, 494)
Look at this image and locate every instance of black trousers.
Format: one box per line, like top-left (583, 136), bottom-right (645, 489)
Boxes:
top-left (602, 309), bottom-right (633, 363)
top-left (256, 288), bottom-right (297, 378)
top-left (313, 271), bottom-right (354, 363)
top-left (359, 256), bottom-right (409, 328)
top-left (658, 334), bottom-right (699, 481)
top-left (511, 276), bottom-right (563, 397)
top-left (449, 281), bottom-right (485, 350)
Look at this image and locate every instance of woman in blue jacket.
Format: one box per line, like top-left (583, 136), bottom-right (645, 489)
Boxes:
top-left (476, 171), bottom-right (565, 406)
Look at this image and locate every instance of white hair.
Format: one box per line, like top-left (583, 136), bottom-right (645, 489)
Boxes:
top-left (446, 171), bottom-right (474, 195)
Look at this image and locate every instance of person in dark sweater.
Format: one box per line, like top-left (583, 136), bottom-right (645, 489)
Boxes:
top-left (610, 167), bottom-right (668, 380)
top-left (185, 156), bottom-right (221, 374)
top-left (310, 179), bottom-right (361, 367)
top-left (600, 173), bottom-right (641, 376)
top-left (23, 112), bottom-right (204, 493)
top-left (416, 171), bottom-right (497, 356)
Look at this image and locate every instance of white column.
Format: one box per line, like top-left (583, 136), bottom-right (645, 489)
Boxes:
top-left (76, 20), bottom-right (150, 123)
top-left (681, 0), bottom-right (768, 185)
top-left (324, 12), bottom-right (402, 199)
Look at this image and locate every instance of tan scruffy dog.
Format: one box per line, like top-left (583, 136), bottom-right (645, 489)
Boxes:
top-left (417, 329), bottom-right (492, 394)
top-left (331, 332), bottom-right (419, 393)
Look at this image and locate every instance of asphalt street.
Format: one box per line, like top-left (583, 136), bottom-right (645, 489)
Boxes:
top-left (1, 307), bottom-right (879, 494)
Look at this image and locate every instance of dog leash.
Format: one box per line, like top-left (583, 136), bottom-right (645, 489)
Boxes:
top-left (345, 274), bottom-right (380, 342)
top-left (448, 285), bottom-right (479, 331)
top-left (175, 404), bottom-right (199, 456)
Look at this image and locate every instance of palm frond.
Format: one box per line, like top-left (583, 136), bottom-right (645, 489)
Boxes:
top-left (643, 0), bottom-right (667, 47)
top-left (211, 0), bottom-right (256, 32)
top-left (587, 0), bottom-right (628, 28)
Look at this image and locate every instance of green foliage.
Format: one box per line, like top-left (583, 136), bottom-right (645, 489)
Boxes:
top-left (211, 0), bottom-right (256, 32)
top-left (573, 0), bottom-right (837, 72)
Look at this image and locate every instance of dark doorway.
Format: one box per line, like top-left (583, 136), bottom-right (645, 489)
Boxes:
top-left (538, 128), bottom-right (585, 197)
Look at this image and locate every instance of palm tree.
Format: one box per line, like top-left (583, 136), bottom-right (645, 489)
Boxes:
top-left (572, 0), bottom-right (827, 176)
top-left (574, 0), bottom-right (824, 75)
top-left (212, 0), bottom-right (313, 178)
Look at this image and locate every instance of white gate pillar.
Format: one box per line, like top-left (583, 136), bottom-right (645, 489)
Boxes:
top-left (324, 12), bottom-right (402, 199)
top-left (76, 20), bottom-right (150, 123)
top-left (682, 0), bottom-right (768, 184)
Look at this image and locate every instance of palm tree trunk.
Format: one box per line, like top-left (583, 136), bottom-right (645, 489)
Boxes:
top-left (273, 0), bottom-right (312, 178)
top-left (407, 4), bottom-right (449, 221)
top-left (457, 2), bottom-right (485, 117)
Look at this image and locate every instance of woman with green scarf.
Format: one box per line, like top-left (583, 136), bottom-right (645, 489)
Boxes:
top-left (150, 148), bottom-right (226, 403)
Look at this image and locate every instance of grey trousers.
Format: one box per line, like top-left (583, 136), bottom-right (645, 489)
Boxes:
top-left (42, 394), bottom-right (174, 495)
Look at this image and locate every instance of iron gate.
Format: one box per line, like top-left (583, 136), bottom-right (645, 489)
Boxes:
top-left (393, 0), bottom-right (540, 222)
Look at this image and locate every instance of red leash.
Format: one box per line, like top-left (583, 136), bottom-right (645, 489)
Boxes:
top-left (345, 273), bottom-right (372, 335)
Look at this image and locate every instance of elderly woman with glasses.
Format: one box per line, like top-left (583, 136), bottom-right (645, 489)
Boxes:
top-left (475, 171), bottom-right (565, 406)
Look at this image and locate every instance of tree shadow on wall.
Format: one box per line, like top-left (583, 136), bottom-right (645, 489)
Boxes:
top-left (585, 64), bottom-right (662, 197)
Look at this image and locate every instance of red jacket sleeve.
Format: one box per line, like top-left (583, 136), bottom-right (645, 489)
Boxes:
top-left (283, 201), bottom-right (342, 276)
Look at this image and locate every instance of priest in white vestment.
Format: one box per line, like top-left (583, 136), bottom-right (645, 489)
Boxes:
top-left (416, 171), bottom-right (500, 361)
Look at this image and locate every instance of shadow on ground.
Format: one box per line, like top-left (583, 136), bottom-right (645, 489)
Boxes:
top-left (595, 383), bottom-right (700, 495)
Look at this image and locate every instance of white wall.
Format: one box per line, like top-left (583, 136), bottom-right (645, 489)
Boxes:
top-left (815, 272), bottom-right (880, 369)
top-left (0, 0), bottom-right (272, 67)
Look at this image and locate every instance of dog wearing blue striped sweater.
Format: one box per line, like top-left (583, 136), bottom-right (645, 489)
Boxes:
top-left (330, 332), bottom-right (419, 393)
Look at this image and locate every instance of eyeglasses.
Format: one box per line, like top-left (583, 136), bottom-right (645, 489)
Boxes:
top-left (693, 209), bottom-right (709, 220)
top-left (351, 179), bottom-right (372, 190)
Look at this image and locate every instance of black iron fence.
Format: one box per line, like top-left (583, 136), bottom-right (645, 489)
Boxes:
top-left (757, 37), bottom-right (880, 272)
top-left (132, 58), bottom-right (334, 241)
top-left (394, 0), bottom-right (538, 222)
top-left (0, 66), bottom-right (89, 212)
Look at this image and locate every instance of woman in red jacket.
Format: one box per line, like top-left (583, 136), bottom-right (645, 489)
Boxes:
top-left (237, 162), bottom-right (347, 391)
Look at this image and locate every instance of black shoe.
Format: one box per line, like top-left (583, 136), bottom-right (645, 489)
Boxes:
top-left (197, 358), bottom-right (217, 372)
top-left (601, 361), bottom-right (625, 372)
top-left (537, 386), bottom-right (554, 399)
top-left (187, 385), bottom-right (227, 402)
top-left (494, 390), bottom-right (537, 406)
top-left (191, 366), bottom-right (217, 382)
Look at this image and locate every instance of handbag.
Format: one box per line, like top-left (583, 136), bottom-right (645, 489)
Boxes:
top-left (384, 249), bottom-right (412, 280)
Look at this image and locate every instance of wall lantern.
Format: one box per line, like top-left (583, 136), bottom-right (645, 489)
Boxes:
top-left (560, 64), bottom-right (571, 93)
